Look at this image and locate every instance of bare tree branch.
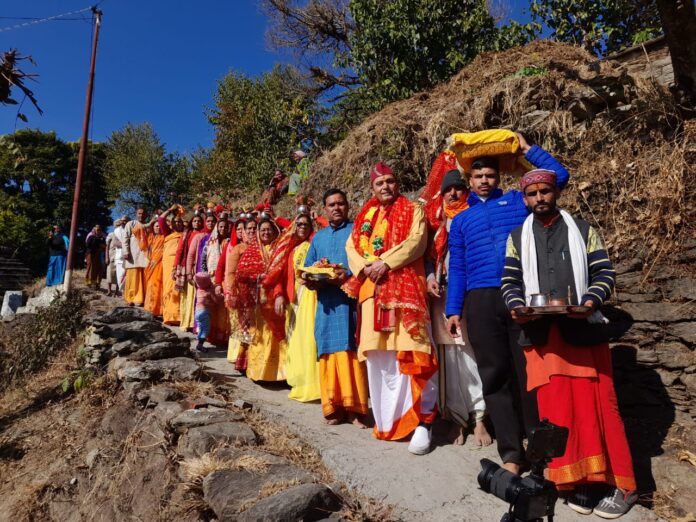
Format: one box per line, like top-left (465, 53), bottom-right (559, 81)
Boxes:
top-left (0, 50), bottom-right (42, 115)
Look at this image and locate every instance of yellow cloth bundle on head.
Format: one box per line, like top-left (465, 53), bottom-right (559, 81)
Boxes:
top-left (449, 129), bottom-right (533, 174)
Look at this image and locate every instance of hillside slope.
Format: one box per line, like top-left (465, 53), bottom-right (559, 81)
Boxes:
top-left (296, 40), bottom-right (694, 263)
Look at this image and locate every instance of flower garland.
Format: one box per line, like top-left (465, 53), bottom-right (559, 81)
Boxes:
top-left (359, 206), bottom-right (389, 260)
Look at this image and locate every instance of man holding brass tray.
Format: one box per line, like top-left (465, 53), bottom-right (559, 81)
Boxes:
top-left (501, 169), bottom-right (637, 519)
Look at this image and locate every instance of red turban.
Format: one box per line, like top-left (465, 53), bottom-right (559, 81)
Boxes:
top-left (520, 169), bottom-right (556, 192)
top-left (370, 161), bottom-right (394, 182)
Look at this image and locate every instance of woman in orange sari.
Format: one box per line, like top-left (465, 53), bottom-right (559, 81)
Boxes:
top-left (134, 216), bottom-right (166, 317)
top-left (160, 206), bottom-right (185, 324)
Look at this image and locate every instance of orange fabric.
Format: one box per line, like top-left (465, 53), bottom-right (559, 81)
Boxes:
top-left (143, 233), bottom-right (165, 316)
top-left (162, 231), bottom-right (181, 325)
top-left (372, 350), bottom-right (439, 441)
top-left (124, 267), bottom-right (145, 305)
top-left (348, 195), bottom-right (430, 343)
top-left (443, 198), bottom-right (469, 219)
top-left (525, 324), bottom-right (599, 391)
top-left (319, 351), bottom-right (369, 418)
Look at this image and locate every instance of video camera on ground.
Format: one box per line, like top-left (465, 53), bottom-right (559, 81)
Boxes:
top-left (478, 419), bottom-right (569, 522)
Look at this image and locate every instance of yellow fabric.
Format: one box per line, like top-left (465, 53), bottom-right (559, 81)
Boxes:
top-left (227, 309), bottom-right (242, 363)
top-left (179, 281), bottom-right (196, 331)
top-left (286, 245), bottom-right (321, 402)
top-left (345, 203), bottom-right (430, 361)
top-left (449, 129), bottom-right (532, 174)
top-left (246, 308), bottom-right (288, 382)
top-left (319, 351), bottom-right (369, 417)
top-left (124, 268), bottom-right (145, 305)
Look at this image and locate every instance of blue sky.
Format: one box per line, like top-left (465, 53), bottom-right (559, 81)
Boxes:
top-left (1, 1), bottom-right (533, 153)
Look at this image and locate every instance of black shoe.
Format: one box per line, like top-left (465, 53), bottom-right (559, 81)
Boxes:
top-left (594, 488), bottom-right (638, 519)
top-left (195, 341), bottom-right (208, 353)
top-left (567, 484), bottom-right (602, 515)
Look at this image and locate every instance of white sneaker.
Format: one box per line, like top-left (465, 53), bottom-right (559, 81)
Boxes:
top-left (408, 425), bottom-right (432, 455)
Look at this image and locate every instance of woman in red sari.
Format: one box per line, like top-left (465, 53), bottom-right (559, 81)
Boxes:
top-left (234, 218), bottom-right (286, 381)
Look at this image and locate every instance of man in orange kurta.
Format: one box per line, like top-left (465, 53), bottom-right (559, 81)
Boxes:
top-left (346, 162), bottom-right (438, 455)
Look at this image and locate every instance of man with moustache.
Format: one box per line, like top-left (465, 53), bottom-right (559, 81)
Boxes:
top-left (426, 169), bottom-right (491, 447)
top-left (445, 134), bottom-right (570, 474)
top-left (302, 188), bottom-right (369, 427)
top-left (122, 207), bottom-right (149, 306)
top-left (501, 169), bottom-right (636, 519)
top-left (346, 162), bottom-right (437, 455)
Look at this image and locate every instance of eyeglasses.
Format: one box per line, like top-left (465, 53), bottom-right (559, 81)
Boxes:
top-left (296, 223), bottom-right (310, 228)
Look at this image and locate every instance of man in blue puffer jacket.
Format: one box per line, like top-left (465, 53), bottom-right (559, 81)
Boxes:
top-left (445, 133), bottom-right (569, 474)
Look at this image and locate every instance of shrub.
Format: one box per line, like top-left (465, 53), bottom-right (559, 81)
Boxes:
top-left (0, 290), bottom-right (85, 391)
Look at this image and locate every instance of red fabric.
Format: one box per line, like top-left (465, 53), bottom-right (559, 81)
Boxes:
top-left (234, 237), bottom-right (286, 342)
top-left (420, 151), bottom-right (459, 228)
top-left (370, 161), bottom-right (393, 182)
top-left (275, 216), bottom-right (291, 229)
top-left (348, 195), bottom-right (430, 343)
top-left (215, 241), bottom-right (229, 285)
top-left (529, 331), bottom-right (636, 492)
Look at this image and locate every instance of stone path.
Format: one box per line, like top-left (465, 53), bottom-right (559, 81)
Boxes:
top-left (197, 349), bottom-right (658, 522)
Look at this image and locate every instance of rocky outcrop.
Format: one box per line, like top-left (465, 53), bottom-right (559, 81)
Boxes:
top-left (610, 257), bottom-right (696, 427)
top-left (76, 306), bottom-right (346, 521)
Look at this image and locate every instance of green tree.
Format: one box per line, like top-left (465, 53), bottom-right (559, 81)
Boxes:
top-left (0, 130), bottom-right (111, 273)
top-left (104, 122), bottom-right (189, 216)
top-left (207, 65), bottom-right (321, 195)
top-left (347, 0), bottom-right (536, 107)
top-left (529, 0), bottom-right (662, 55)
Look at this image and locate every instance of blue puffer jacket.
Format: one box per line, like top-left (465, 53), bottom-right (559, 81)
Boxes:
top-left (445, 145), bottom-right (570, 316)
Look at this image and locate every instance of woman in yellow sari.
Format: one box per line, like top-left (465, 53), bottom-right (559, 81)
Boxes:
top-left (264, 213), bottom-right (320, 401)
top-left (235, 218), bottom-right (287, 382)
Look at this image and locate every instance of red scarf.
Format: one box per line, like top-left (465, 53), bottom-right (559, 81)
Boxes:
top-left (234, 237), bottom-right (286, 342)
top-left (346, 194), bottom-right (429, 343)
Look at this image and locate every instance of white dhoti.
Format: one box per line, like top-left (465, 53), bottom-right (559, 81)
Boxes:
top-left (432, 286), bottom-right (486, 427)
top-left (114, 248), bottom-right (125, 291)
top-left (366, 350), bottom-right (438, 440)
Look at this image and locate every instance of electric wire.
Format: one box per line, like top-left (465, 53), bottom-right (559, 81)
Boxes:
top-left (0, 6), bottom-right (93, 33)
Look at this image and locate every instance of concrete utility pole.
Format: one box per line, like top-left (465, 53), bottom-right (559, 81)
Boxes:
top-left (64, 6), bottom-right (102, 291)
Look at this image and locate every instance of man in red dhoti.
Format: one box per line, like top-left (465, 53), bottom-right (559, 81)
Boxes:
top-left (345, 162), bottom-right (438, 455)
top-left (501, 169), bottom-right (637, 519)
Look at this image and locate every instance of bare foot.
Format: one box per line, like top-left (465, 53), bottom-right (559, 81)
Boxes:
top-left (348, 413), bottom-right (368, 429)
top-left (502, 462), bottom-right (521, 475)
top-left (325, 411), bottom-right (344, 425)
top-left (474, 421), bottom-right (493, 447)
top-left (452, 425), bottom-right (466, 446)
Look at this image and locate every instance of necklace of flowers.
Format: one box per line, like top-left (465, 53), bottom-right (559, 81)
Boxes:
top-left (359, 204), bottom-right (390, 260)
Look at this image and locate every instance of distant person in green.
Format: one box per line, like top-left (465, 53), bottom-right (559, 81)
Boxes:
top-left (287, 150), bottom-right (309, 196)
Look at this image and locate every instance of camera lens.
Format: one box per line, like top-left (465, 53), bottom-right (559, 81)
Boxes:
top-left (478, 459), bottom-right (523, 505)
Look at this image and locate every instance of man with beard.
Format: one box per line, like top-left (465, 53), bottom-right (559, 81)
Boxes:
top-left (446, 134), bottom-right (569, 474)
top-left (426, 169), bottom-right (491, 447)
top-left (302, 189), bottom-right (369, 427)
top-left (346, 162), bottom-right (437, 455)
top-left (123, 208), bottom-right (149, 306)
top-left (501, 169), bottom-right (636, 519)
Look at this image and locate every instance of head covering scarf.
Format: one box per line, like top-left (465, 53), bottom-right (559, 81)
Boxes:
top-left (232, 221), bottom-right (285, 341)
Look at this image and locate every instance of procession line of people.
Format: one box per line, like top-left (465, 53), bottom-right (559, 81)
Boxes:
top-left (85, 129), bottom-right (638, 519)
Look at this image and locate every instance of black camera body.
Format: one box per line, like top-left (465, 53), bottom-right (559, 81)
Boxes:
top-left (478, 420), bottom-right (569, 522)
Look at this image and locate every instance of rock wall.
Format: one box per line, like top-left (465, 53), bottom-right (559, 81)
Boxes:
top-left (611, 36), bottom-right (675, 87)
